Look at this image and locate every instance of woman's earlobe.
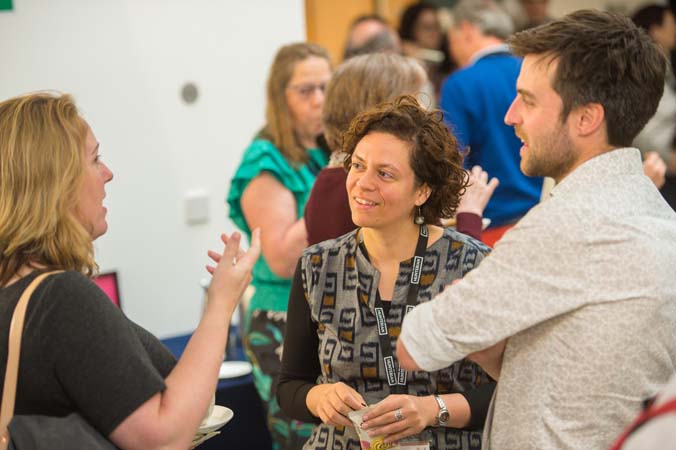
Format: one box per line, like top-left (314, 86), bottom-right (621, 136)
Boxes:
top-left (418, 185), bottom-right (432, 204)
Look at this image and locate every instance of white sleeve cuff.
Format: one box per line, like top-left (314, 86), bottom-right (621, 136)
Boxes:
top-left (400, 301), bottom-right (466, 372)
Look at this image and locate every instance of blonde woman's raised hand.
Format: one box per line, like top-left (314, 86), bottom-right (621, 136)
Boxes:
top-left (206, 228), bottom-right (261, 312)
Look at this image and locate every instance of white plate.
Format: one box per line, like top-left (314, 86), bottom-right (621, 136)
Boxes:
top-left (197, 405), bottom-right (234, 434)
top-left (219, 361), bottom-right (252, 379)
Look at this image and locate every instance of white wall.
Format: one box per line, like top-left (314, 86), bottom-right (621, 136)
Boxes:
top-left (0, 0), bottom-right (305, 337)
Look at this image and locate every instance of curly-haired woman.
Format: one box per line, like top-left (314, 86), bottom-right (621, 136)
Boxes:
top-left (278, 95), bottom-right (495, 449)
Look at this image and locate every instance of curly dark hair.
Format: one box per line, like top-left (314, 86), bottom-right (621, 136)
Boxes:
top-left (343, 95), bottom-right (468, 224)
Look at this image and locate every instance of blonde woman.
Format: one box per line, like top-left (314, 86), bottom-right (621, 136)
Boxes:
top-left (0, 92), bottom-right (260, 449)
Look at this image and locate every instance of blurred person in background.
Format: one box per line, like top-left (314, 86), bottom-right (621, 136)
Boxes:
top-left (518, 0), bottom-right (552, 30)
top-left (343, 14), bottom-right (401, 60)
top-left (632, 3), bottom-right (676, 209)
top-left (226, 42), bottom-right (331, 450)
top-left (503, 0), bottom-right (552, 32)
top-left (399, 1), bottom-right (456, 102)
top-left (441, 0), bottom-right (542, 247)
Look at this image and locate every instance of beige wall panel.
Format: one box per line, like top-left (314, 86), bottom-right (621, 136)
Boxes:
top-left (305, 0), bottom-right (423, 65)
top-left (305, 0), bottom-right (374, 65)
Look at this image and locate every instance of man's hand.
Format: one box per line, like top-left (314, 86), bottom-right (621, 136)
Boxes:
top-left (467, 339), bottom-right (507, 380)
top-left (643, 151), bottom-right (666, 189)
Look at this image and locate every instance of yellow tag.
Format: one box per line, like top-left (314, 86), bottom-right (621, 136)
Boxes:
top-left (369, 436), bottom-right (396, 450)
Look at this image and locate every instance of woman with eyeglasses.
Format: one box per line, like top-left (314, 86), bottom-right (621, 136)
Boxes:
top-left (226, 42), bottom-right (332, 450)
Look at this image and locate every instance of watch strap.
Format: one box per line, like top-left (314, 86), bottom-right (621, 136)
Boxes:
top-left (433, 395), bottom-right (449, 426)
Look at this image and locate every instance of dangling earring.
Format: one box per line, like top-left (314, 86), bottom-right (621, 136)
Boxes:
top-left (414, 206), bottom-right (425, 225)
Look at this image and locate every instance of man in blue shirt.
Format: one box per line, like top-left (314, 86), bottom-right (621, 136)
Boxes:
top-left (441, 0), bottom-right (543, 245)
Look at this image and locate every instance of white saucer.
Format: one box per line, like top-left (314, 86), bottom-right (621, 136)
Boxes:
top-left (219, 361), bottom-right (253, 379)
top-left (197, 405), bottom-right (234, 434)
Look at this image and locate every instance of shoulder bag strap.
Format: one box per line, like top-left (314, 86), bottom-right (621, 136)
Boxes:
top-left (0, 270), bottom-right (63, 449)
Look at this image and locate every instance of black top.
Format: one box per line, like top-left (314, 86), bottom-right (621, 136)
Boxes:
top-left (0, 271), bottom-right (177, 436)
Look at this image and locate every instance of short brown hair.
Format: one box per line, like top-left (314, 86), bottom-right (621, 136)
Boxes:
top-left (262, 42), bottom-right (330, 164)
top-left (507, 9), bottom-right (665, 147)
top-left (322, 53), bottom-right (426, 152)
top-left (0, 92), bottom-right (96, 285)
top-left (343, 95), bottom-right (467, 223)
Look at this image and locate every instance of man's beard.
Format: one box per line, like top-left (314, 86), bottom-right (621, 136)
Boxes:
top-left (521, 123), bottom-right (577, 182)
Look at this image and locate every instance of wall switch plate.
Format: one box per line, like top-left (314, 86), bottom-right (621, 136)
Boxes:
top-left (184, 189), bottom-right (209, 225)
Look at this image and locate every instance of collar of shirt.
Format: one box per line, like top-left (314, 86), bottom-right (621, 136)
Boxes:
top-left (550, 147), bottom-right (642, 198)
top-left (469, 43), bottom-right (511, 66)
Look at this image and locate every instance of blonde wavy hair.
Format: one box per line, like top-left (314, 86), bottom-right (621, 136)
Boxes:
top-left (0, 92), bottom-right (96, 285)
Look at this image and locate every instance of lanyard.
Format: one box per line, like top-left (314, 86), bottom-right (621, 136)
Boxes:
top-left (358, 225), bottom-right (429, 394)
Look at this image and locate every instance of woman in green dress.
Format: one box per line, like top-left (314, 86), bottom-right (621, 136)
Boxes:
top-left (226, 42), bottom-right (331, 450)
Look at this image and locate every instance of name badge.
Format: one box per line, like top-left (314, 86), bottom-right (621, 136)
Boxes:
top-left (384, 356), bottom-right (397, 386)
top-left (410, 256), bottom-right (423, 285)
top-left (375, 307), bottom-right (387, 335)
top-left (397, 368), bottom-right (407, 385)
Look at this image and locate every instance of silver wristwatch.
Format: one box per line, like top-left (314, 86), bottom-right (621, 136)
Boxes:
top-left (433, 395), bottom-right (450, 426)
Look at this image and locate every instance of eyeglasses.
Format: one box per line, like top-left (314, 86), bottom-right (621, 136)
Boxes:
top-left (287, 83), bottom-right (327, 99)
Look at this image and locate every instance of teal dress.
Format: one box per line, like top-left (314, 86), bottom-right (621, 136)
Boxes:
top-left (227, 137), bottom-right (327, 450)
